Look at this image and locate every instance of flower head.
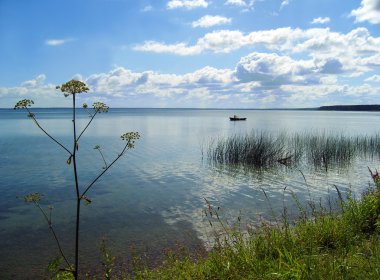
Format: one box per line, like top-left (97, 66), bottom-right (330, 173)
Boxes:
top-left (93, 102), bottom-right (109, 113)
top-left (22, 193), bottom-right (43, 203)
top-left (14, 99), bottom-right (34, 109)
top-left (56, 80), bottom-right (89, 97)
top-left (121, 132), bottom-right (140, 148)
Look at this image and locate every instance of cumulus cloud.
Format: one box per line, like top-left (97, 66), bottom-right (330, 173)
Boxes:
top-left (86, 66), bottom-right (234, 96)
top-left (45, 38), bottom-right (73, 46)
top-left (2, 50), bottom-right (379, 108)
top-left (351, 0), bottom-right (380, 24)
top-left (0, 75), bottom-right (68, 107)
top-left (133, 27), bottom-right (308, 55)
top-left (192, 15), bottom-right (232, 28)
top-left (167, 0), bottom-right (208, 9)
top-left (21, 74), bottom-right (47, 87)
top-left (365, 75), bottom-right (380, 82)
top-left (235, 52), bottom-right (318, 86)
top-left (283, 83), bottom-right (379, 106)
top-left (80, 52), bottom-right (373, 107)
top-left (311, 17), bottom-right (331, 24)
top-left (225, 0), bottom-right (255, 12)
top-left (134, 27), bottom-right (380, 76)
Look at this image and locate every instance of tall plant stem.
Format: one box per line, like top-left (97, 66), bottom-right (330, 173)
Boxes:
top-left (72, 94), bottom-right (81, 280)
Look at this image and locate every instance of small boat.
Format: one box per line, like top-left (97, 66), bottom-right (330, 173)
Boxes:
top-left (230, 115), bottom-right (247, 121)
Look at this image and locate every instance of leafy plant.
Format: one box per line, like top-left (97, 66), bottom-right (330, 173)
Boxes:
top-left (15, 80), bottom-right (140, 279)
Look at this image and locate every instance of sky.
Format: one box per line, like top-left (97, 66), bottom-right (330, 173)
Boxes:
top-left (1, 0), bottom-right (380, 108)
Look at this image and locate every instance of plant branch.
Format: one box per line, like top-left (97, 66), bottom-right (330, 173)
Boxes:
top-left (26, 108), bottom-right (72, 155)
top-left (77, 109), bottom-right (99, 142)
top-left (34, 202), bottom-right (72, 269)
top-left (95, 147), bottom-right (108, 169)
top-left (81, 144), bottom-right (130, 198)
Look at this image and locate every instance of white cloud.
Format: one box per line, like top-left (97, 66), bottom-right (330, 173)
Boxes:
top-left (134, 27), bottom-right (380, 78)
top-left (86, 66), bottom-right (234, 96)
top-left (21, 74), bottom-right (46, 87)
top-left (351, 0), bottom-right (380, 24)
top-left (135, 27), bottom-right (304, 55)
top-left (133, 41), bottom-right (202, 56)
top-left (167, 0), bottom-right (208, 9)
top-left (75, 52), bottom-right (350, 107)
top-left (0, 75), bottom-right (67, 107)
top-left (280, 0), bottom-right (291, 10)
top-left (282, 82), bottom-right (380, 106)
top-left (45, 38), bottom-right (72, 46)
top-left (225, 0), bottom-right (255, 11)
top-left (365, 75), bottom-right (380, 82)
top-left (192, 15), bottom-right (232, 28)
top-left (185, 87), bottom-right (213, 100)
top-left (225, 0), bottom-right (247, 6)
top-left (235, 52), bottom-right (318, 86)
top-left (260, 94), bottom-right (276, 104)
top-left (2, 50), bottom-right (380, 108)
top-left (72, 74), bottom-right (84, 81)
top-left (197, 30), bottom-right (248, 53)
top-left (311, 17), bottom-right (331, 24)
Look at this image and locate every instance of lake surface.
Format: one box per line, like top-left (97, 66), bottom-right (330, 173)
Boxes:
top-left (1, 108), bottom-right (379, 278)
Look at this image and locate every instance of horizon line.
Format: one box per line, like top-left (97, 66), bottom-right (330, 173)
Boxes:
top-left (1, 107), bottom-right (318, 110)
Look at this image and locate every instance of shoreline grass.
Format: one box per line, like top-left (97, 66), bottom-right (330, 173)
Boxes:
top-left (120, 170), bottom-right (380, 279)
top-left (50, 169), bottom-right (380, 279)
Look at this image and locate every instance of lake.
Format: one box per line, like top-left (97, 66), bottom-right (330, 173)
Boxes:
top-left (0, 108), bottom-right (379, 278)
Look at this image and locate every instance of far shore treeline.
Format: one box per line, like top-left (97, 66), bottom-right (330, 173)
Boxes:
top-left (319, 104), bottom-right (380, 111)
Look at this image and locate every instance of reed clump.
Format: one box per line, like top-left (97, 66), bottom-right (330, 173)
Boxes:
top-left (207, 131), bottom-right (380, 169)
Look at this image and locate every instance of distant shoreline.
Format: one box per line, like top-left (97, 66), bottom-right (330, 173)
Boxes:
top-left (318, 105), bottom-right (380, 111)
top-left (1, 105), bottom-right (380, 111)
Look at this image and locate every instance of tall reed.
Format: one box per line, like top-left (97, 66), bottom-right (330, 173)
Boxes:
top-left (207, 131), bottom-right (380, 169)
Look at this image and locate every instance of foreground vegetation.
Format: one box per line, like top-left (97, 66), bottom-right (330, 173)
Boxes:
top-left (52, 169), bottom-right (380, 279)
top-left (124, 171), bottom-right (380, 279)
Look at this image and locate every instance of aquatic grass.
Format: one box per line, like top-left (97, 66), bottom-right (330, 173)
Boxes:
top-left (207, 131), bottom-right (297, 168)
top-left (305, 133), bottom-right (356, 170)
top-left (207, 131), bottom-right (380, 170)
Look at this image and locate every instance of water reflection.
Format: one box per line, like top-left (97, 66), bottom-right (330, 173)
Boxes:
top-left (0, 109), bottom-right (379, 278)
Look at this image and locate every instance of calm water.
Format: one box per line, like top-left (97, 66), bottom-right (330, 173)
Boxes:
top-left (1, 108), bottom-right (379, 278)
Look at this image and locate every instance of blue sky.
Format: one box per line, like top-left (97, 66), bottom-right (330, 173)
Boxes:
top-left (1, 0), bottom-right (380, 108)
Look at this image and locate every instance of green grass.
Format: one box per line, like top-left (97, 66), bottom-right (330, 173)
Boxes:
top-left (120, 171), bottom-right (380, 280)
top-left (207, 131), bottom-right (380, 170)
